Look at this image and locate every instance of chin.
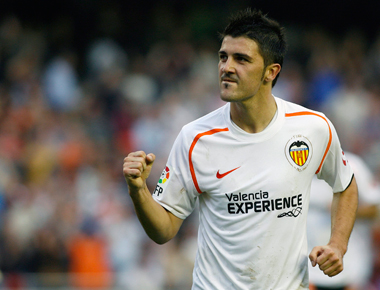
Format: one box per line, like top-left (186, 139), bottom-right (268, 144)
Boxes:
top-left (220, 88), bottom-right (233, 100)
top-left (220, 94), bottom-right (235, 102)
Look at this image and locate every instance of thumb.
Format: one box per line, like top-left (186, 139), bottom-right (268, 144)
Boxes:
top-left (141, 153), bottom-right (155, 179)
top-left (309, 246), bottom-right (322, 267)
top-left (146, 153), bottom-right (156, 165)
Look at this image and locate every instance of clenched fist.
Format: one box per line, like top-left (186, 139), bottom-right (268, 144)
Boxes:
top-left (123, 151), bottom-right (155, 190)
top-left (309, 244), bottom-right (344, 277)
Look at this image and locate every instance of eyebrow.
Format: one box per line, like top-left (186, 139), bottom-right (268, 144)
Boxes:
top-left (218, 51), bottom-right (252, 61)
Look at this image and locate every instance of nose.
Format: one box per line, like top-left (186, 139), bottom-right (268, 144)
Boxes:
top-left (220, 57), bottom-right (235, 74)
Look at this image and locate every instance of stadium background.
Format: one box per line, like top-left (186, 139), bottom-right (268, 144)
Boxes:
top-left (1, 0), bottom-right (380, 289)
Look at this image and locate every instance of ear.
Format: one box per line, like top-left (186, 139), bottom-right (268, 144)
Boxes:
top-left (264, 63), bottom-right (281, 83)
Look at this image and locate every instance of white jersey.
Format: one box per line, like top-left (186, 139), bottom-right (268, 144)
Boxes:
top-left (307, 152), bottom-right (380, 288)
top-left (153, 97), bottom-right (353, 290)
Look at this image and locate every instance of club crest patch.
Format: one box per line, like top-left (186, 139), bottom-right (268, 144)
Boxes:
top-left (285, 135), bottom-right (313, 171)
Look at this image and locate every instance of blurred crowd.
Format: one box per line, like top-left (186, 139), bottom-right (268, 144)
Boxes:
top-left (1, 8), bottom-right (380, 290)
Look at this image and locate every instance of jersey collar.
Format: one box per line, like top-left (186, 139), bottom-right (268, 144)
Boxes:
top-left (224, 96), bottom-right (285, 142)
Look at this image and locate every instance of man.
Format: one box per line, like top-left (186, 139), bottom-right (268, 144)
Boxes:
top-left (307, 152), bottom-right (380, 290)
top-left (123, 8), bottom-right (358, 289)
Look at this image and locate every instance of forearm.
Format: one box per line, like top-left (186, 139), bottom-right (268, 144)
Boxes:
top-left (129, 184), bottom-right (183, 244)
top-left (123, 151), bottom-right (183, 245)
top-left (329, 176), bottom-right (358, 253)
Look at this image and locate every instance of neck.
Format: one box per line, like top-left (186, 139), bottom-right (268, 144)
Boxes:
top-left (230, 92), bottom-right (277, 133)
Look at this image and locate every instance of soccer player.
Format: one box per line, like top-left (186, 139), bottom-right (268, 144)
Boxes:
top-left (308, 152), bottom-right (380, 290)
top-left (123, 8), bottom-right (358, 289)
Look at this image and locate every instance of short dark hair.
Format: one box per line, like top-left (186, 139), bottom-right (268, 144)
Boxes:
top-left (220, 8), bottom-right (287, 87)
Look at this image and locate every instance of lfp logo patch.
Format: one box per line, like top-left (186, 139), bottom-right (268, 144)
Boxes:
top-left (285, 135), bottom-right (313, 171)
top-left (154, 165), bottom-right (172, 197)
top-left (159, 166), bottom-right (170, 184)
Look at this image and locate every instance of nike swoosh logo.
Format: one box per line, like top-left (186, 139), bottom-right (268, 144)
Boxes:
top-left (216, 167), bottom-right (240, 179)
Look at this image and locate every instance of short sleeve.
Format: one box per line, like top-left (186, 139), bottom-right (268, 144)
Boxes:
top-left (152, 128), bottom-right (199, 219)
top-left (316, 119), bottom-right (354, 193)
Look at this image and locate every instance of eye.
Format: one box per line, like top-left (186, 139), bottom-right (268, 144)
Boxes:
top-left (219, 54), bottom-right (227, 61)
top-left (236, 56), bottom-right (247, 62)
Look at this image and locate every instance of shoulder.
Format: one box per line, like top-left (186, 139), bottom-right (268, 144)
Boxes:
top-left (181, 104), bottom-right (229, 137)
top-left (278, 98), bottom-right (325, 117)
top-left (278, 98), bottom-right (331, 128)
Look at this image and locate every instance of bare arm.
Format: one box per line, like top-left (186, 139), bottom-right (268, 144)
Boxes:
top-left (309, 175), bottom-right (358, 276)
top-left (123, 151), bottom-right (183, 244)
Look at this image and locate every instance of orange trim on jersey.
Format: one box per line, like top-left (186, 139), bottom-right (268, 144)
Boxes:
top-left (189, 128), bottom-right (229, 193)
top-left (285, 111), bottom-right (332, 174)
